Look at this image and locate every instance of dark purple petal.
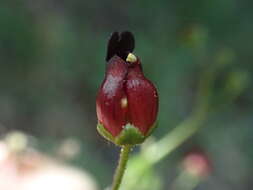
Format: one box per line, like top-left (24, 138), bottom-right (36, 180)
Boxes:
top-left (106, 32), bottom-right (119, 62)
top-left (125, 60), bottom-right (158, 135)
top-left (106, 31), bottom-right (135, 61)
top-left (96, 56), bottom-right (129, 136)
top-left (117, 31), bottom-right (135, 60)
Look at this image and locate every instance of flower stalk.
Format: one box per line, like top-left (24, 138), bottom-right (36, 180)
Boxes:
top-left (112, 145), bottom-right (132, 190)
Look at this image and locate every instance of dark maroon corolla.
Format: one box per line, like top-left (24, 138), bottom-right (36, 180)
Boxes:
top-left (96, 31), bottom-right (158, 145)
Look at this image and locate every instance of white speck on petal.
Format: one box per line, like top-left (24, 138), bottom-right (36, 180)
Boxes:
top-left (121, 97), bottom-right (128, 108)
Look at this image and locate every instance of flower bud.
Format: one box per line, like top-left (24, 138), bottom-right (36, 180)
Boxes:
top-left (96, 31), bottom-right (158, 146)
top-left (182, 149), bottom-right (211, 178)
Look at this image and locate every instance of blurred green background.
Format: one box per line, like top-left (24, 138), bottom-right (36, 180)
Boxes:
top-left (0, 0), bottom-right (253, 189)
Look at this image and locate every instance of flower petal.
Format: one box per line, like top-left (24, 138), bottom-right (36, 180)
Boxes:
top-left (106, 31), bottom-right (135, 61)
top-left (126, 63), bottom-right (158, 135)
top-left (96, 56), bottom-right (129, 136)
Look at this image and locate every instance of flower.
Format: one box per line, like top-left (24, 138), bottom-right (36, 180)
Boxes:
top-left (96, 31), bottom-right (158, 146)
top-left (182, 149), bottom-right (211, 178)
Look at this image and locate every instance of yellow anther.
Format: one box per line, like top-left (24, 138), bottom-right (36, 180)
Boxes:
top-left (126, 53), bottom-right (137, 63)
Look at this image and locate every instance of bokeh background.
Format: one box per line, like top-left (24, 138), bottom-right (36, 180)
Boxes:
top-left (0, 0), bottom-right (253, 189)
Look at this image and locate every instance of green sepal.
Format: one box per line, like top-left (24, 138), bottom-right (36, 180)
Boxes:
top-left (97, 123), bottom-right (115, 143)
top-left (114, 124), bottom-right (145, 145)
top-left (97, 121), bottom-right (158, 146)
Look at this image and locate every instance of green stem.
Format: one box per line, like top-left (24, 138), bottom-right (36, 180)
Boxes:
top-left (111, 145), bottom-right (132, 190)
top-left (171, 171), bottom-right (200, 190)
top-left (143, 114), bottom-right (205, 164)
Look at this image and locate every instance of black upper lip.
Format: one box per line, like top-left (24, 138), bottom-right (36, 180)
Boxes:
top-left (106, 31), bottom-right (135, 62)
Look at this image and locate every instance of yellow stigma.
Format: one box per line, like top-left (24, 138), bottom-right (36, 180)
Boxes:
top-left (121, 97), bottom-right (128, 108)
top-left (126, 53), bottom-right (137, 63)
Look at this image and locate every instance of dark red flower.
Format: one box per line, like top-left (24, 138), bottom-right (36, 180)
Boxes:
top-left (96, 32), bottom-right (158, 145)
